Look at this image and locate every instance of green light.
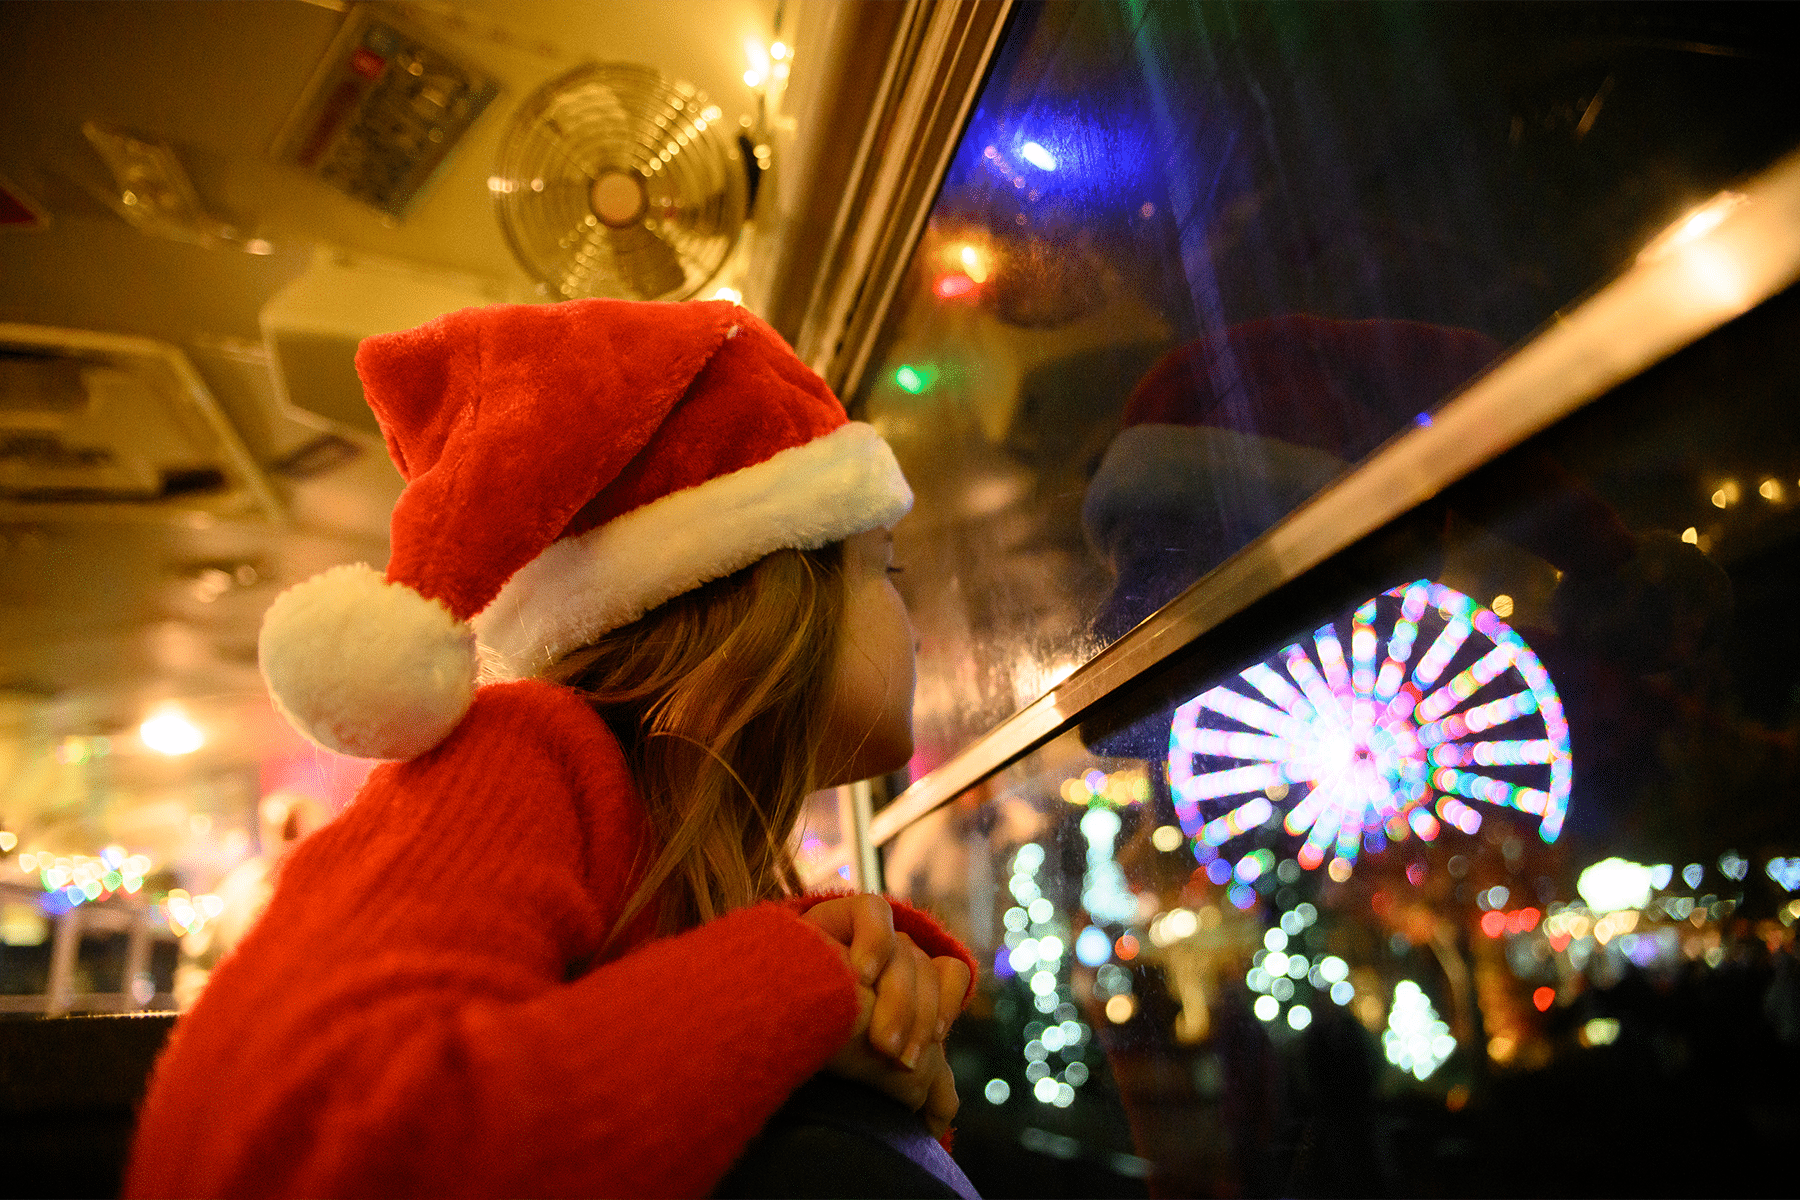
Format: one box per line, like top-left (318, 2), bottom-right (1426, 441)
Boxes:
top-left (894, 365), bottom-right (926, 394)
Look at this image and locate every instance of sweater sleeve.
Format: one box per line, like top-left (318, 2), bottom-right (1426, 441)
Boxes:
top-left (126, 683), bottom-right (863, 1199)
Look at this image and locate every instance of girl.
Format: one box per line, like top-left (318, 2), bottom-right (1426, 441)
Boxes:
top-left (125, 299), bottom-right (975, 1198)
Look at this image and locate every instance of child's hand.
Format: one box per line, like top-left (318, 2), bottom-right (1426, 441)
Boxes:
top-left (800, 895), bottom-right (970, 1133)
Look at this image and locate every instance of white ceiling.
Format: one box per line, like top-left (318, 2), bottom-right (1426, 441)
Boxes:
top-left (0, 0), bottom-right (801, 872)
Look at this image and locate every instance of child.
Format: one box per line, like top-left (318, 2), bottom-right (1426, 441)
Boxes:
top-left (125, 299), bottom-right (976, 1198)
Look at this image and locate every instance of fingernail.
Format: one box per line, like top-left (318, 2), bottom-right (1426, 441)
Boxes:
top-left (901, 1043), bottom-right (921, 1070)
top-left (936, 1019), bottom-right (950, 1041)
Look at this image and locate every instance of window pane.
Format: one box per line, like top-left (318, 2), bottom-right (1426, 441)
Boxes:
top-left (863, 0), bottom-right (1800, 775)
top-left (888, 282), bottom-right (1800, 1195)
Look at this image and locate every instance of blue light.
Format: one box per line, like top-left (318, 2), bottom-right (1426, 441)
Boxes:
top-left (1075, 925), bottom-right (1113, 967)
top-left (994, 945), bottom-right (1016, 979)
top-left (1020, 141), bottom-right (1057, 171)
top-left (1414, 412), bottom-right (1433, 427)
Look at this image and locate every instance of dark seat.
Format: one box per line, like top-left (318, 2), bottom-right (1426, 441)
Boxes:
top-left (715, 1074), bottom-right (981, 1199)
top-left (0, 1012), bottom-right (175, 1200)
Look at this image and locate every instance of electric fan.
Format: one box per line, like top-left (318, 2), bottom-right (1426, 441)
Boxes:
top-left (493, 63), bottom-right (747, 302)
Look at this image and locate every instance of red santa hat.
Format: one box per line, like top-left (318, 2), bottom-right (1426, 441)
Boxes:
top-left (259, 299), bottom-right (912, 762)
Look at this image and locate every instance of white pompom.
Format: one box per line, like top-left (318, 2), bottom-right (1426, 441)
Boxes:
top-left (259, 563), bottom-right (477, 761)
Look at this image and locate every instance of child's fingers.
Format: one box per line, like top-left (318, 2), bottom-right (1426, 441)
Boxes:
top-left (799, 894), bottom-right (896, 987)
top-left (923, 1050), bottom-right (960, 1138)
top-left (931, 956), bottom-right (972, 1040)
top-left (869, 934), bottom-right (934, 1067)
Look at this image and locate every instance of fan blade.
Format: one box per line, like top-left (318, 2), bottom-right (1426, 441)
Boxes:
top-left (605, 222), bottom-right (689, 300)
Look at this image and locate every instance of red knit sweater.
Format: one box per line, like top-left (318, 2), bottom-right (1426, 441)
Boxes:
top-left (125, 680), bottom-right (972, 1198)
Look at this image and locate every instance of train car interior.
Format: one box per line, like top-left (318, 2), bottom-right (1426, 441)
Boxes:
top-left (4, 1), bottom-right (1799, 1196)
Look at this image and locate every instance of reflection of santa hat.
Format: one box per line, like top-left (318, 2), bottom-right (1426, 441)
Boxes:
top-left (1083, 314), bottom-right (1501, 573)
top-left (260, 300), bottom-right (911, 762)
top-left (1080, 314), bottom-right (1500, 756)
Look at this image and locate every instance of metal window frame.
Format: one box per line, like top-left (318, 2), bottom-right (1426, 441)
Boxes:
top-left (803, 150), bottom-right (1800, 884)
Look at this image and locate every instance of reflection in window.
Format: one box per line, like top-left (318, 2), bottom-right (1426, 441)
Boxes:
top-left (887, 277), bottom-right (1800, 1198)
top-left (861, 0), bottom-right (1800, 779)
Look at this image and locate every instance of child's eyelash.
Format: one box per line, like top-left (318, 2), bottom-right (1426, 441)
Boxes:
top-left (887, 565), bottom-right (906, 575)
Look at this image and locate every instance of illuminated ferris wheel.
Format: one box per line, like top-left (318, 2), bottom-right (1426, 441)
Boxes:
top-left (1168, 580), bottom-right (1571, 880)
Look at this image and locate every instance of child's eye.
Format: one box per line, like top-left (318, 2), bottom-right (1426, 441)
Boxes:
top-left (886, 565), bottom-right (906, 576)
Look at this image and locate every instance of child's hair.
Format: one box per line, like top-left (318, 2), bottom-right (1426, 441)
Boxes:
top-left (548, 542), bottom-right (847, 944)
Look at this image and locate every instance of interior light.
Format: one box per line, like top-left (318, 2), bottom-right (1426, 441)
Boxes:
top-left (894, 364), bottom-right (927, 394)
top-left (1020, 141), bottom-right (1057, 171)
top-left (141, 706), bottom-right (203, 756)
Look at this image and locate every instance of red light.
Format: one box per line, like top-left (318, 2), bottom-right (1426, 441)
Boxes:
top-left (1370, 890), bottom-right (1393, 916)
top-left (1480, 910), bottom-right (1507, 938)
top-left (1115, 934), bottom-right (1139, 961)
top-left (933, 273), bottom-right (976, 299)
top-left (1509, 906), bottom-right (1541, 934)
top-left (1533, 986), bottom-right (1555, 1012)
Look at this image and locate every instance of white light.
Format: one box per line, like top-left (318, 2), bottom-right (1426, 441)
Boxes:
top-left (1041, 1025), bottom-right (1066, 1051)
top-left (709, 286), bottom-right (742, 304)
top-left (985, 1078), bottom-right (1010, 1104)
top-left (1053, 1083), bottom-right (1075, 1107)
top-left (1287, 1004), bottom-right (1313, 1031)
top-left (1020, 141), bottom-right (1057, 171)
top-left (1008, 941), bottom-right (1039, 974)
top-left (1253, 995), bottom-right (1280, 1022)
top-left (1033, 1076), bottom-right (1059, 1103)
top-left (1719, 850), bottom-right (1748, 881)
top-left (1030, 970), bottom-right (1057, 995)
top-left (1004, 906), bottom-right (1029, 931)
top-left (1151, 824), bottom-right (1183, 852)
top-left (1028, 897), bottom-right (1054, 924)
top-left (1264, 927), bottom-right (1288, 952)
top-left (1036, 934), bottom-right (1064, 962)
top-left (770, 41), bottom-right (788, 60)
top-left (1014, 843), bottom-right (1045, 874)
top-left (1383, 981), bottom-right (1454, 1080)
top-left (1318, 955), bottom-right (1349, 984)
top-left (1264, 951), bottom-right (1290, 977)
top-left (1682, 863), bottom-right (1705, 889)
top-left (1330, 980), bottom-right (1355, 1006)
top-left (1582, 1017), bottom-right (1620, 1046)
top-left (1075, 925), bottom-right (1112, 966)
top-left (140, 706), bottom-right (203, 756)
top-left (1577, 858), bottom-right (1656, 913)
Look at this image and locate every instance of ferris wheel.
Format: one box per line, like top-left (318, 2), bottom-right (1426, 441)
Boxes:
top-left (1168, 580), bottom-right (1571, 879)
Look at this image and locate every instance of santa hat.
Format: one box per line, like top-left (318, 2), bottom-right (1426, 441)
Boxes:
top-left (1082, 314), bottom-right (1501, 576)
top-left (259, 299), bottom-right (912, 762)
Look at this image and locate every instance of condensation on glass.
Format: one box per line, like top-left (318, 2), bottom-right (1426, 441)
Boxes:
top-left (866, 3), bottom-right (1800, 1196)
top-left (857, 0), bottom-right (1800, 774)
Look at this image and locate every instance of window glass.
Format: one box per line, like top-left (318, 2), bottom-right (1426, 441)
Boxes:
top-left (888, 284), bottom-right (1800, 1195)
top-left (861, 0), bottom-right (1800, 774)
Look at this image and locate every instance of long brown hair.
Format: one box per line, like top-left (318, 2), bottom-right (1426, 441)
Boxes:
top-left (546, 543), bottom-right (846, 944)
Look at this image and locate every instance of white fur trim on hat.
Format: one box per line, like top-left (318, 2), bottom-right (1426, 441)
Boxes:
top-left (259, 563), bottom-right (478, 760)
top-left (1081, 423), bottom-right (1346, 559)
top-left (474, 421), bottom-right (912, 679)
